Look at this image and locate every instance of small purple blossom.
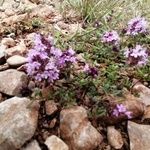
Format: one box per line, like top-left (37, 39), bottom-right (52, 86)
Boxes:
top-left (124, 45), bottom-right (149, 67)
top-left (83, 64), bottom-right (98, 77)
top-left (101, 30), bottom-right (120, 45)
top-left (126, 17), bottom-right (148, 35)
top-left (26, 34), bottom-right (76, 83)
top-left (112, 104), bottom-right (132, 119)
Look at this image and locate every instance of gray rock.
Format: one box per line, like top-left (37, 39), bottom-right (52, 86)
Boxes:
top-left (45, 135), bottom-right (69, 150)
top-left (0, 97), bottom-right (39, 150)
top-left (128, 121), bottom-right (150, 150)
top-left (60, 106), bottom-right (103, 150)
top-left (21, 140), bottom-right (41, 150)
top-left (0, 69), bottom-right (28, 96)
top-left (7, 55), bottom-right (27, 67)
top-left (107, 126), bottom-right (123, 149)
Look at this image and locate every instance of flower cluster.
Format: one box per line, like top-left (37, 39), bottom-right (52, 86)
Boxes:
top-left (126, 17), bottom-right (148, 35)
top-left (124, 45), bottom-right (149, 66)
top-left (112, 104), bottom-right (132, 119)
top-left (101, 30), bottom-right (120, 45)
top-left (26, 34), bottom-right (76, 83)
top-left (83, 64), bottom-right (98, 77)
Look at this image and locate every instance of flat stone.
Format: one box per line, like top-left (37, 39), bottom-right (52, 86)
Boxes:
top-left (7, 55), bottom-right (27, 67)
top-left (21, 140), bottom-right (41, 150)
top-left (107, 126), bottom-right (123, 149)
top-left (0, 97), bottom-right (39, 150)
top-left (0, 69), bottom-right (28, 96)
top-left (128, 121), bottom-right (150, 150)
top-left (45, 101), bottom-right (58, 115)
top-left (60, 106), bottom-right (103, 150)
top-left (45, 135), bottom-right (69, 150)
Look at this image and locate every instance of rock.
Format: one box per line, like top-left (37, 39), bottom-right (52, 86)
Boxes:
top-left (49, 118), bottom-right (57, 128)
top-left (45, 135), bottom-right (69, 150)
top-left (143, 106), bottom-right (150, 120)
top-left (45, 101), bottom-right (58, 115)
top-left (0, 97), bottom-right (39, 150)
top-left (0, 46), bottom-right (5, 64)
top-left (21, 140), bottom-right (41, 150)
top-left (4, 39), bottom-right (26, 57)
top-left (30, 4), bottom-right (55, 19)
top-left (60, 106), bottom-right (103, 150)
top-left (128, 121), bottom-right (150, 150)
top-left (7, 55), bottom-right (27, 67)
top-left (0, 69), bottom-right (28, 96)
top-left (133, 83), bottom-right (150, 106)
top-left (103, 99), bottom-right (145, 125)
top-left (2, 13), bottom-right (28, 25)
top-left (0, 63), bottom-right (9, 71)
top-left (1, 38), bottom-right (16, 47)
top-left (107, 126), bottom-right (123, 149)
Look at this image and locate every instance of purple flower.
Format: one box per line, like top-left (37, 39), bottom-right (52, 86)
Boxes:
top-left (101, 30), bottom-right (120, 45)
top-left (116, 104), bottom-right (127, 113)
top-left (112, 104), bottom-right (132, 119)
top-left (26, 34), bottom-right (76, 83)
top-left (83, 64), bottom-right (98, 77)
top-left (126, 17), bottom-right (148, 35)
top-left (124, 45), bottom-right (149, 67)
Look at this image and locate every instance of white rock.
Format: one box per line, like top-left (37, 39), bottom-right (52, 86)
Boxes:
top-left (21, 140), bottom-right (41, 150)
top-left (0, 69), bottom-right (28, 96)
top-left (1, 38), bottom-right (16, 47)
top-left (128, 121), bottom-right (150, 150)
top-left (0, 97), bottom-right (39, 150)
top-left (45, 135), bottom-right (69, 150)
top-left (7, 55), bottom-right (27, 67)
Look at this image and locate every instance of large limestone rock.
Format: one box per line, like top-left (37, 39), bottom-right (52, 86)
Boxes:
top-left (0, 97), bottom-right (39, 150)
top-left (60, 106), bottom-right (103, 150)
top-left (128, 121), bottom-right (150, 150)
top-left (0, 69), bottom-right (28, 96)
top-left (45, 135), bottom-right (69, 150)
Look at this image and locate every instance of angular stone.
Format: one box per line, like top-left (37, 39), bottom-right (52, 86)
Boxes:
top-left (0, 69), bottom-right (28, 96)
top-left (128, 121), bottom-right (150, 150)
top-left (60, 106), bottom-right (103, 150)
top-left (21, 140), bottom-right (41, 150)
top-left (107, 126), bottom-right (123, 149)
top-left (0, 97), bottom-right (39, 150)
top-left (45, 101), bottom-right (58, 116)
top-left (7, 55), bottom-right (27, 67)
top-left (133, 83), bottom-right (150, 106)
top-left (45, 135), bottom-right (69, 150)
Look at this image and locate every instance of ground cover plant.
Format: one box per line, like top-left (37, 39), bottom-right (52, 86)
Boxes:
top-left (1, 0), bottom-right (150, 149)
